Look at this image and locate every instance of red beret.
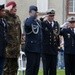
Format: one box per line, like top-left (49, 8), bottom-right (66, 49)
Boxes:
top-left (6, 1), bottom-right (16, 7)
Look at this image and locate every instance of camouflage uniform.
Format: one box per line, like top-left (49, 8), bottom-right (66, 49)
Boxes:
top-left (3, 10), bottom-right (21, 75)
top-left (21, 34), bottom-right (25, 51)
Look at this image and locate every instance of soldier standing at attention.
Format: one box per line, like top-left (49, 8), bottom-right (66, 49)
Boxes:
top-left (3, 1), bottom-right (21, 75)
top-left (0, 4), bottom-right (7, 75)
top-left (24, 5), bottom-right (42, 75)
top-left (60, 16), bottom-right (75, 75)
top-left (40, 9), bottom-right (60, 75)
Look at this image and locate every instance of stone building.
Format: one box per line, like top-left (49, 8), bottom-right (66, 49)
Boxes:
top-left (0, 0), bottom-right (75, 32)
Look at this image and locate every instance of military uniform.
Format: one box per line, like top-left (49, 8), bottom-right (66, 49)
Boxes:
top-left (0, 4), bottom-right (7, 75)
top-left (5, 12), bottom-right (21, 58)
top-left (24, 6), bottom-right (42, 75)
top-left (21, 34), bottom-right (25, 51)
top-left (41, 9), bottom-right (60, 75)
top-left (60, 16), bottom-right (75, 75)
top-left (3, 1), bottom-right (21, 75)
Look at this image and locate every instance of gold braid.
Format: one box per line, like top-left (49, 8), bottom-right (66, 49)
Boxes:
top-left (53, 21), bottom-right (60, 37)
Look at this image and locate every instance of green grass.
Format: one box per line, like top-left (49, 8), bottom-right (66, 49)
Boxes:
top-left (18, 69), bottom-right (65, 75)
top-left (38, 69), bottom-right (65, 75)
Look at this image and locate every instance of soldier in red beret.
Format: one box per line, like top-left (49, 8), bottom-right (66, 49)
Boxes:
top-left (3, 1), bottom-right (21, 75)
top-left (6, 1), bottom-right (16, 7)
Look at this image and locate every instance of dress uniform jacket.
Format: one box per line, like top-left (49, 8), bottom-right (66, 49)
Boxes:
top-left (60, 28), bottom-right (75, 54)
top-left (41, 20), bottom-right (60, 55)
top-left (24, 16), bottom-right (42, 53)
top-left (0, 18), bottom-right (7, 57)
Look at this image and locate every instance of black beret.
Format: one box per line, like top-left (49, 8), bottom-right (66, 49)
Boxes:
top-left (29, 5), bottom-right (38, 11)
top-left (0, 4), bottom-right (4, 10)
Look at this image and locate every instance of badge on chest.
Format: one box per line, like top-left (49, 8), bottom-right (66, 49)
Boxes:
top-left (67, 33), bottom-right (70, 38)
top-left (45, 27), bottom-right (48, 31)
top-left (32, 24), bottom-right (39, 34)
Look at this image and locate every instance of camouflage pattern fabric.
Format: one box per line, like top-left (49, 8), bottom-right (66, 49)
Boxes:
top-left (5, 10), bottom-right (21, 58)
top-left (3, 10), bottom-right (21, 75)
top-left (3, 58), bottom-right (18, 75)
top-left (21, 34), bottom-right (25, 51)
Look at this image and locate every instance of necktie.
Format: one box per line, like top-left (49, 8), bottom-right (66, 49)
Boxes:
top-left (50, 22), bottom-right (53, 27)
top-left (72, 28), bottom-right (74, 33)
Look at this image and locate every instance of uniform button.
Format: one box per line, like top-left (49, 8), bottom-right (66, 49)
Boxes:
top-left (54, 43), bottom-right (55, 45)
top-left (50, 36), bottom-right (51, 37)
top-left (4, 34), bottom-right (5, 35)
top-left (50, 33), bottom-right (51, 34)
top-left (50, 39), bottom-right (51, 41)
top-left (50, 43), bottom-right (51, 44)
top-left (54, 40), bottom-right (56, 41)
top-left (54, 36), bottom-right (56, 39)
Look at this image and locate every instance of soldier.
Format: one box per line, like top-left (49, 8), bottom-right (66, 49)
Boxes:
top-left (40, 9), bottom-right (60, 75)
top-left (3, 1), bottom-right (21, 75)
top-left (60, 16), bottom-right (75, 75)
top-left (24, 5), bottom-right (42, 75)
top-left (0, 4), bottom-right (7, 75)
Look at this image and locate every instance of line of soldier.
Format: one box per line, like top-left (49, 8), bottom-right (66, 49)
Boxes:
top-left (0, 1), bottom-right (75, 75)
top-left (24, 5), bottom-right (75, 75)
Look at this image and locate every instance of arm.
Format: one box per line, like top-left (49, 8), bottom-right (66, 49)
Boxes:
top-left (25, 16), bottom-right (35, 26)
top-left (57, 36), bottom-right (60, 51)
top-left (39, 15), bottom-right (48, 22)
top-left (16, 15), bottom-right (21, 44)
top-left (60, 28), bottom-right (64, 36)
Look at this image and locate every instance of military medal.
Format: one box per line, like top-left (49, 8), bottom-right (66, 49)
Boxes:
top-left (67, 33), bottom-right (70, 38)
top-left (54, 36), bottom-right (56, 39)
top-left (45, 27), bottom-right (48, 31)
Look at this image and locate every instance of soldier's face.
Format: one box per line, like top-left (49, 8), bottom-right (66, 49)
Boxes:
top-left (10, 6), bottom-right (17, 15)
top-left (70, 22), bottom-right (75, 28)
top-left (48, 15), bottom-right (54, 22)
top-left (0, 8), bottom-right (6, 17)
top-left (29, 11), bottom-right (38, 18)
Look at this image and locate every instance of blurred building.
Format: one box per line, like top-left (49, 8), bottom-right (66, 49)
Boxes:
top-left (0, 0), bottom-right (75, 33)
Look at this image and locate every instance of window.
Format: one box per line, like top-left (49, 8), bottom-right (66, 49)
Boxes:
top-left (69, 0), bottom-right (75, 14)
top-left (37, 0), bottom-right (48, 13)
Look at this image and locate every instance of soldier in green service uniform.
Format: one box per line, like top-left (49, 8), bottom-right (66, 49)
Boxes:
top-left (3, 1), bottom-right (21, 75)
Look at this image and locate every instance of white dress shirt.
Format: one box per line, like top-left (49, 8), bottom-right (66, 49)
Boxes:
top-left (47, 20), bottom-right (54, 27)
